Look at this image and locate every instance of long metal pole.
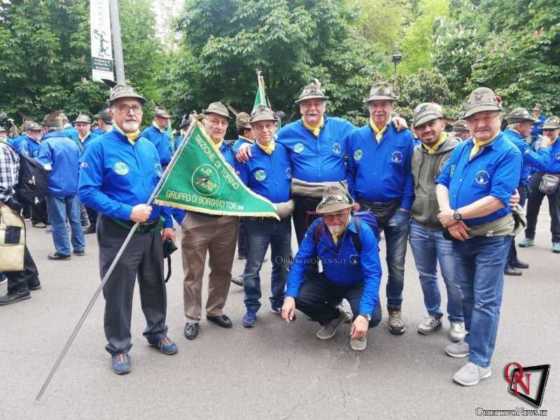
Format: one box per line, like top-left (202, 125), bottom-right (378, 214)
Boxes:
top-left (109, 0), bottom-right (125, 83)
top-left (35, 121), bottom-right (198, 402)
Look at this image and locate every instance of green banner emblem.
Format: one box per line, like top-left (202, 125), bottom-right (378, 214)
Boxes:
top-left (154, 122), bottom-right (279, 219)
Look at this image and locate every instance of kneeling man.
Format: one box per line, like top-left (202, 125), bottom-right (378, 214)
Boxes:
top-left (281, 187), bottom-right (382, 351)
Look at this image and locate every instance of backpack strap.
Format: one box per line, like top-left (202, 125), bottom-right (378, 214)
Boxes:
top-left (350, 216), bottom-right (362, 254)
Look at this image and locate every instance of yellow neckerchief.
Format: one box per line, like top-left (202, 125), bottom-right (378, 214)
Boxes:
top-left (257, 139), bottom-right (275, 155)
top-left (152, 121), bottom-right (166, 133)
top-left (469, 134), bottom-right (498, 159)
top-left (114, 124), bottom-right (140, 144)
top-left (211, 138), bottom-right (224, 151)
top-left (303, 116), bottom-right (324, 137)
top-left (369, 119), bottom-right (388, 143)
top-left (422, 132), bottom-right (447, 155)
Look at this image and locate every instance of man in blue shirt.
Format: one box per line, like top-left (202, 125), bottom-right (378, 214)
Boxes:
top-left (16, 121), bottom-right (48, 227)
top-left (37, 112), bottom-right (85, 260)
top-left (530, 103), bottom-right (546, 143)
top-left (347, 82), bottom-right (415, 336)
top-left (141, 107), bottom-right (173, 167)
top-left (282, 186), bottom-right (382, 351)
top-left (502, 108), bottom-right (534, 275)
top-left (522, 116), bottom-right (560, 253)
top-left (71, 114), bottom-right (99, 233)
top-left (79, 84), bottom-right (178, 375)
top-left (92, 109), bottom-right (112, 136)
top-left (235, 106), bottom-right (293, 328)
top-left (181, 102), bottom-right (239, 341)
top-left (436, 87), bottom-right (522, 386)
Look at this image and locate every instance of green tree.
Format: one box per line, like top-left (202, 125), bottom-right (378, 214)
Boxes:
top-left (172, 0), bottom-right (383, 123)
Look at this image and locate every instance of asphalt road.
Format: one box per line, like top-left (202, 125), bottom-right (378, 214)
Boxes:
top-left (1, 211), bottom-right (559, 420)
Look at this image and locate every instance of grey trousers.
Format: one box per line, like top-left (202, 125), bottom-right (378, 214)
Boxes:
top-left (97, 217), bottom-right (168, 355)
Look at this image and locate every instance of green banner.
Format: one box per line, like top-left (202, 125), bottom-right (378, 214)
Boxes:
top-left (252, 70), bottom-right (271, 112)
top-left (154, 122), bottom-right (279, 219)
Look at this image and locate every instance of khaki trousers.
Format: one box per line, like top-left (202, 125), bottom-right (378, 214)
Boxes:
top-left (181, 212), bottom-right (239, 320)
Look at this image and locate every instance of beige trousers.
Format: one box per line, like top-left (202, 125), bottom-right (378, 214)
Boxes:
top-left (181, 212), bottom-right (239, 320)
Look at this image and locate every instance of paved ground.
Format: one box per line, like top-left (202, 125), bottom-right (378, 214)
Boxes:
top-left (1, 211), bottom-right (559, 420)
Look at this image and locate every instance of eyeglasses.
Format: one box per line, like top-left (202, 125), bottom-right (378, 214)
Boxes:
top-left (115, 104), bottom-right (142, 114)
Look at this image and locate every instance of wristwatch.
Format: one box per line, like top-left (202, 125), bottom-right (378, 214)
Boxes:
top-left (453, 210), bottom-right (463, 221)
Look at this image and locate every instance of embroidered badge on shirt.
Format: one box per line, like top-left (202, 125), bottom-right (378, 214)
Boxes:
top-left (474, 170), bottom-right (490, 185)
top-left (294, 143), bottom-right (304, 154)
top-left (332, 142), bottom-right (341, 155)
top-left (391, 151), bottom-right (403, 164)
top-left (255, 169), bottom-right (267, 182)
top-left (113, 161), bottom-right (129, 176)
top-left (354, 149), bottom-right (363, 161)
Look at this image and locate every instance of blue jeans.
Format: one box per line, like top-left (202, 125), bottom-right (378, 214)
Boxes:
top-left (452, 235), bottom-right (511, 368)
top-left (46, 194), bottom-right (85, 256)
top-left (243, 217), bottom-right (291, 313)
top-left (409, 220), bottom-right (463, 322)
top-left (383, 209), bottom-right (410, 310)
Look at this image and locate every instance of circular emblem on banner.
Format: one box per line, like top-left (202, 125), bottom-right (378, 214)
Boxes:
top-left (192, 164), bottom-right (221, 197)
top-left (474, 170), bottom-right (490, 186)
top-left (255, 169), bottom-right (267, 182)
top-left (294, 143), bottom-right (305, 154)
top-left (113, 161), bottom-right (129, 176)
top-left (391, 151), bottom-right (403, 164)
top-left (332, 142), bottom-right (341, 155)
top-left (354, 149), bottom-right (363, 161)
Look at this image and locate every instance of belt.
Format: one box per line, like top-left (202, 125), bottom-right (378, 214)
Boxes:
top-left (103, 216), bottom-right (162, 234)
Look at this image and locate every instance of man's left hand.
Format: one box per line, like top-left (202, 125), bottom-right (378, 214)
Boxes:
top-left (392, 116), bottom-right (409, 131)
top-left (161, 228), bottom-right (176, 241)
top-left (351, 315), bottom-right (369, 339)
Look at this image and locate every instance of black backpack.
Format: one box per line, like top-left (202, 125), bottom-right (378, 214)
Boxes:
top-left (15, 151), bottom-right (49, 206)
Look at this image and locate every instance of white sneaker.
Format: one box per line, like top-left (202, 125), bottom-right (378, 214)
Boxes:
top-left (453, 362), bottom-right (492, 386)
top-left (445, 341), bottom-right (469, 358)
top-left (449, 322), bottom-right (467, 342)
top-left (350, 335), bottom-right (367, 351)
top-left (417, 316), bottom-right (442, 335)
top-left (316, 311), bottom-right (348, 340)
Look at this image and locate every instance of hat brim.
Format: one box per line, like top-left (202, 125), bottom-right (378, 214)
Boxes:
top-left (413, 113), bottom-right (443, 128)
top-left (109, 94), bottom-right (146, 105)
top-left (507, 116), bottom-right (536, 124)
top-left (315, 202), bottom-right (353, 215)
top-left (250, 116), bottom-right (277, 124)
top-left (203, 110), bottom-right (231, 120)
top-left (295, 95), bottom-right (329, 104)
top-left (463, 105), bottom-right (501, 119)
top-left (543, 125), bottom-right (560, 130)
top-left (364, 95), bottom-right (398, 103)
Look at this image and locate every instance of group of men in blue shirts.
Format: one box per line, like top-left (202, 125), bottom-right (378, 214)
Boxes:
top-left (2, 77), bottom-right (558, 390)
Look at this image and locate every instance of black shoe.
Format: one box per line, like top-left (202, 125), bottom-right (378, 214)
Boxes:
top-left (505, 266), bottom-right (522, 276)
top-left (48, 252), bottom-right (71, 260)
top-left (231, 275), bottom-right (244, 287)
top-left (207, 314), bottom-right (233, 328)
top-left (0, 291), bottom-right (31, 306)
top-left (512, 260), bottom-right (529, 269)
top-left (28, 282), bottom-right (42, 291)
top-left (73, 250), bottom-right (85, 256)
top-left (184, 322), bottom-right (200, 340)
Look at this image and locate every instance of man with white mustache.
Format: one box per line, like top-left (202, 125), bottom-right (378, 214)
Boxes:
top-left (79, 84), bottom-right (178, 375)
